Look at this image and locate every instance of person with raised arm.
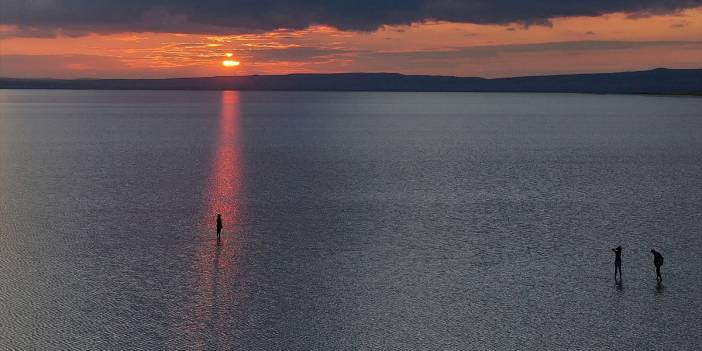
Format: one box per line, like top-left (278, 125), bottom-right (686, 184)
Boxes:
top-left (612, 246), bottom-right (622, 280)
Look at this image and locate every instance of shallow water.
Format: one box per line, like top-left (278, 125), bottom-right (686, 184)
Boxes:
top-left (1, 90), bottom-right (701, 350)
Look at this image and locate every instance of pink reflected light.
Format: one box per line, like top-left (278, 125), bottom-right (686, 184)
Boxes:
top-left (208, 90), bottom-right (243, 226)
top-left (183, 91), bottom-right (244, 349)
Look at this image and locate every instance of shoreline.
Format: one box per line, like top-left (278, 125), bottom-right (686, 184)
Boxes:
top-left (1, 68), bottom-right (701, 95)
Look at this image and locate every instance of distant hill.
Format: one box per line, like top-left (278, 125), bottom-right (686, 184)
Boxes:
top-left (1, 68), bottom-right (701, 95)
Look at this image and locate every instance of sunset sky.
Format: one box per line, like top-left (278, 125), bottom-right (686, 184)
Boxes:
top-left (1, 1), bottom-right (701, 78)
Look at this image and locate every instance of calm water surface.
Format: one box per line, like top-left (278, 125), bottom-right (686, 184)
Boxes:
top-left (1, 90), bottom-right (701, 350)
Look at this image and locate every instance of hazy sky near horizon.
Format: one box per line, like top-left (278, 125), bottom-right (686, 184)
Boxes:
top-left (1, 1), bottom-right (701, 78)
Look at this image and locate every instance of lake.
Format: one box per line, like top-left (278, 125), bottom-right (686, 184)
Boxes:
top-left (1, 90), bottom-right (701, 350)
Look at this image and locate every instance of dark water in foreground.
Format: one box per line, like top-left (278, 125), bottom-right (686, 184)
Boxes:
top-left (1, 90), bottom-right (701, 350)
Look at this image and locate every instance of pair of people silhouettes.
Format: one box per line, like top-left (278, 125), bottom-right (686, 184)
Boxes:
top-left (612, 246), bottom-right (664, 282)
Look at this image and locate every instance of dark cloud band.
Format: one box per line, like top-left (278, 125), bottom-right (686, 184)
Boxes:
top-left (2, 0), bottom-right (701, 35)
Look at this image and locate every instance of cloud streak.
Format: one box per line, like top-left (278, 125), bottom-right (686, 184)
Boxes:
top-left (2, 1), bottom-right (701, 36)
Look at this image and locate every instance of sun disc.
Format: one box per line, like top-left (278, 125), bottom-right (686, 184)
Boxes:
top-left (222, 60), bottom-right (240, 67)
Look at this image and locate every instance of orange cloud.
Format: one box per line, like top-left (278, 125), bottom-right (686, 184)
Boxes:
top-left (1, 8), bottom-right (700, 78)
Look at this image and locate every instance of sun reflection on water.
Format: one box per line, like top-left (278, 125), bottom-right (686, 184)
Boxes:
top-left (184, 91), bottom-right (244, 349)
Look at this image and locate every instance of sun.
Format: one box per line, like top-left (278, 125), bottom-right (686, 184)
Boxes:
top-left (222, 52), bottom-right (240, 67)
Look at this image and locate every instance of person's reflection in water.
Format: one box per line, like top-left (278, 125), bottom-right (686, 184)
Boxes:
top-left (216, 214), bottom-right (223, 241)
top-left (612, 246), bottom-right (622, 281)
top-left (206, 242), bottom-right (223, 349)
top-left (651, 249), bottom-right (664, 283)
top-left (202, 243), bottom-right (226, 350)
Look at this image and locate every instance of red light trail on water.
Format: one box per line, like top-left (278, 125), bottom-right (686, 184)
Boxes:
top-left (208, 90), bottom-right (243, 224)
top-left (183, 91), bottom-right (244, 349)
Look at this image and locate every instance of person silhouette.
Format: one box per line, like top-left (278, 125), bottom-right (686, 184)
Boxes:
top-left (216, 214), bottom-right (223, 240)
top-left (612, 246), bottom-right (622, 280)
top-left (651, 249), bottom-right (664, 282)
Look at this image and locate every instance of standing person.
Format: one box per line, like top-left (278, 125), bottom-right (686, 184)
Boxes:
top-left (612, 246), bottom-right (622, 280)
top-left (216, 214), bottom-right (223, 240)
top-left (651, 249), bottom-right (664, 282)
